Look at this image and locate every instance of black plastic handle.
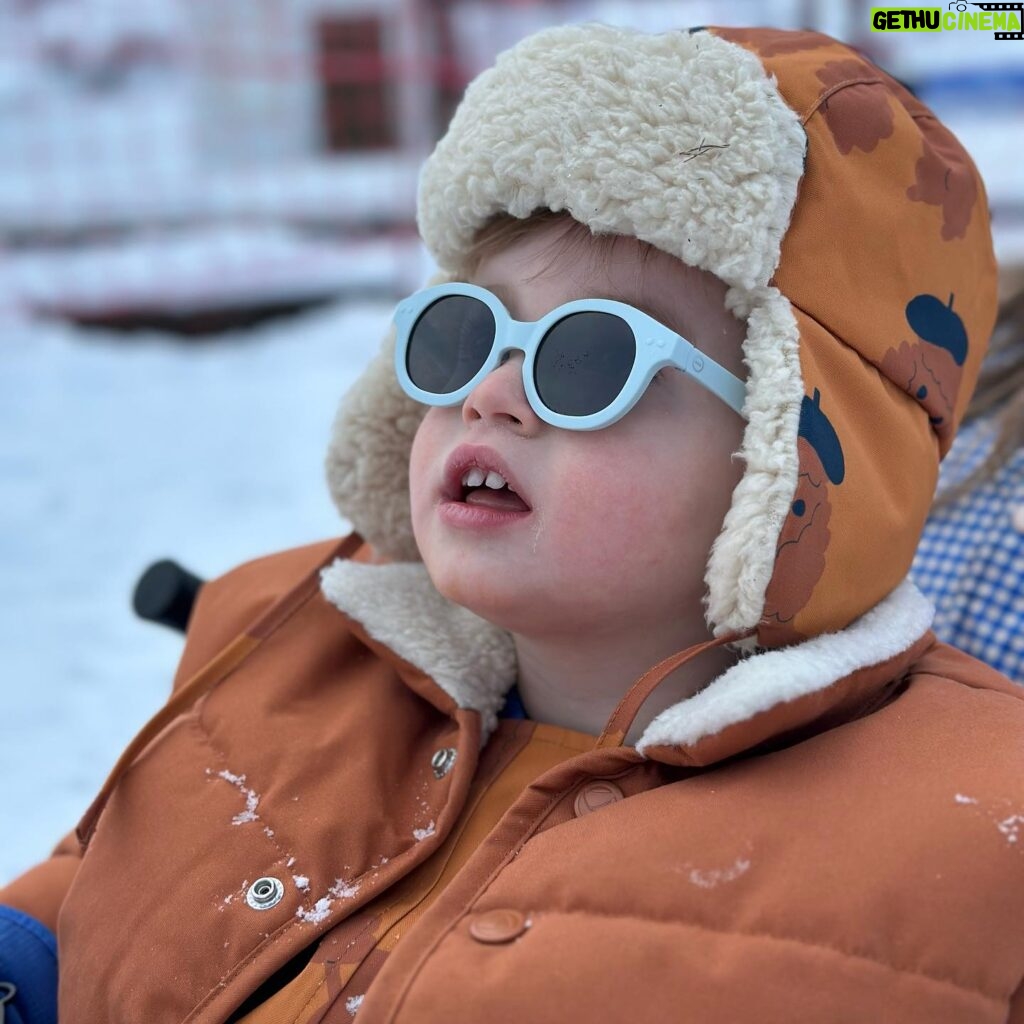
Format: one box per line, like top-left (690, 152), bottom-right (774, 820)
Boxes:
top-left (132, 560), bottom-right (204, 634)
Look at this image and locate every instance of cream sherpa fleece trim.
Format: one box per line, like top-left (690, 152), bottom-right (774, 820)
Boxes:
top-left (318, 561), bottom-right (933, 754)
top-left (323, 324), bottom-right (423, 562)
top-left (319, 558), bottom-right (516, 740)
top-left (636, 579), bottom-right (935, 755)
top-left (417, 24), bottom-right (806, 293)
top-left (705, 286), bottom-right (803, 634)
top-left (323, 272), bottom-right (453, 562)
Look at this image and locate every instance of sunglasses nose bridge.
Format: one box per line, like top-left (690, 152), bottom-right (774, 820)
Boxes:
top-left (493, 318), bottom-right (536, 361)
top-left (460, 318), bottom-right (544, 432)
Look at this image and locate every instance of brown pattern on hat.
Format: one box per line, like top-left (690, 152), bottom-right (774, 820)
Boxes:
top-left (815, 60), bottom-right (895, 155)
top-left (879, 341), bottom-right (959, 445)
top-left (762, 436), bottom-right (830, 644)
top-left (906, 121), bottom-right (979, 240)
top-left (709, 24), bottom-right (994, 643)
top-left (761, 388), bottom-right (846, 644)
top-left (878, 292), bottom-right (969, 445)
top-left (876, 68), bottom-right (934, 120)
top-left (711, 27), bottom-right (833, 57)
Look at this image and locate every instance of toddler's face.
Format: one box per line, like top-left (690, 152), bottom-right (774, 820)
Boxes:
top-left (408, 221), bottom-right (747, 639)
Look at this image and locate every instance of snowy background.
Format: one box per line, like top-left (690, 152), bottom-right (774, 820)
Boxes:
top-left (1, 301), bottom-right (389, 882)
top-left (3, 0), bottom-right (1023, 883)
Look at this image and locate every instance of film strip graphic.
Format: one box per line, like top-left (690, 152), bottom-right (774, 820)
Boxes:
top-left (972, 1), bottom-right (1024, 38)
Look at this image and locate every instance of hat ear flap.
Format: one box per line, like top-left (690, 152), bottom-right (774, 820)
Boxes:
top-left (325, 272), bottom-right (456, 561)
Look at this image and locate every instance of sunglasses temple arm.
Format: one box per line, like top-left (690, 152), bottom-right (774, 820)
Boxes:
top-left (679, 344), bottom-right (748, 419)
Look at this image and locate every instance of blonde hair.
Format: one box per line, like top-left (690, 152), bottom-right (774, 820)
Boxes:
top-left (457, 209), bottom-right (658, 282)
top-left (935, 288), bottom-right (1024, 508)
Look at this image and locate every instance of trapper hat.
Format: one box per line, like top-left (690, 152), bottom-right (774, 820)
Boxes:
top-left (325, 23), bottom-right (997, 651)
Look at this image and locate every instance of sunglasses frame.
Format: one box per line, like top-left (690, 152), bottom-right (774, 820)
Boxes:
top-left (393, 281), bottom-right (747, 430)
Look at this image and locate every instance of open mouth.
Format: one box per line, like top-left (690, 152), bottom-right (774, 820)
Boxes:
top-left (459, 468), bottom-right (531, 512)
top-left (443, 445), bottom-right (533, 515)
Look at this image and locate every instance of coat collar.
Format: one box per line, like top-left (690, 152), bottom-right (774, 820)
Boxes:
top-left (319, 558), bottom-right (516, 740)
top-left (319, 554), bottom-right (934, 766)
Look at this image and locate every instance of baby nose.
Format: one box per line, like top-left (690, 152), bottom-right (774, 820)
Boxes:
top-left (462, 351), bottom-right (540, 431)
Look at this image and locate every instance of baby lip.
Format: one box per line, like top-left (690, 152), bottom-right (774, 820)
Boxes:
top-left (443, 444), bottom-right (532, 510)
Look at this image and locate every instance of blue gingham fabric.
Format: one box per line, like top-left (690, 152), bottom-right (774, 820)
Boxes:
top-left (911, 414), bottom-right (1024, 683)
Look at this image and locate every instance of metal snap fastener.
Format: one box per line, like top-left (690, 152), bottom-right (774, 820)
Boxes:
top-left (246, 876), bottom-right (285, 910)
top-left (431, 747), bottom-right (457, 778)
top-left (573, 780), bottom-right (624, 818)
top-left (469, 909), bottom-right (528, 944)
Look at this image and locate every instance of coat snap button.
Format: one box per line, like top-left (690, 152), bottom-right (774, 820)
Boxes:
top-left (246, 876), bottom-right (285, 910)
top-left (573, 780), bottom-right (624, 818)
top-left (431, 747), bottom-right (457, 778)
top-left (469, 909), bottom-right (528, 944)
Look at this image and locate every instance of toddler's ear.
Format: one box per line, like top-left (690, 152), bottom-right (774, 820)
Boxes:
top-left (323, 270), bottom-right (459, 563)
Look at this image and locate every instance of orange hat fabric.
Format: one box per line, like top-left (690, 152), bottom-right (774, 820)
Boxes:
top-left (712, 28), bottom-right (996, 643)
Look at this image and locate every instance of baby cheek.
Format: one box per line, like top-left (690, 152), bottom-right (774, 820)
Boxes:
top-left (552, 462), bottom-right (672, 571)
top-left (407, 444), bottom-right (428, 519)
top-left (407, 413), bottom-right (445, 530)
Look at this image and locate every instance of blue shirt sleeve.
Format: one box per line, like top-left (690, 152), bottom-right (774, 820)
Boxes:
top-left (0, 905), bottom-right (58, 1024)
top-left (499, 684), bottom-right (529, 720)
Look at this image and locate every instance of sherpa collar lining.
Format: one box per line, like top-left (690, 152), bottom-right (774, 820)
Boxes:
top-left (319, 557), bottom-right (934, 759)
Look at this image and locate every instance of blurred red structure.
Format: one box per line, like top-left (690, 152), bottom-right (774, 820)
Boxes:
top-left (1, 0), bottom-right (1017, 329)
top-left (0, 0), bottom-right (573, 329)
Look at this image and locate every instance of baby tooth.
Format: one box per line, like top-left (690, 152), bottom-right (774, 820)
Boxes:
top-left (463, 468), bottom-right (486, 487)
top-left (484, 471), bottom-right (507, 489)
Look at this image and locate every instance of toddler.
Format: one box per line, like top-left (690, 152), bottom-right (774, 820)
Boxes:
top-left (2, 23), bottom-right (1022, 1024)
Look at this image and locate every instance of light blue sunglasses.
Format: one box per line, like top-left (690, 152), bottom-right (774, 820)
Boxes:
top-left (393, 281), bottom-right (747, 430)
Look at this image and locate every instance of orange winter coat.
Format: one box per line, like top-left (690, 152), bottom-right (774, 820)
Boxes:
top-left (4, 532), bottom-right (1024, 1024)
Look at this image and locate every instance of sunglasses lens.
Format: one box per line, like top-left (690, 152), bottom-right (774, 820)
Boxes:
top-left (406, 295), bottom-right (496, 394)
top-left (535, 312), bottom-right (636, 417)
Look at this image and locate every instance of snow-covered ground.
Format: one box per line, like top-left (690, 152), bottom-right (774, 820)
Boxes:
top-left (0, 300), bottom-right (392, 883)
